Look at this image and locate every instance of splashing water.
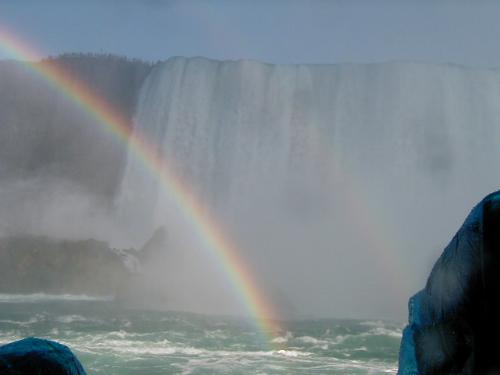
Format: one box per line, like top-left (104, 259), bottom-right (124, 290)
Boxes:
top-left (0, 298), bottom-right (401, 374)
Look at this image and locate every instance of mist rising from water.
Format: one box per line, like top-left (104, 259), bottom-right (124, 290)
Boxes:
top-left (117, 57), bottom-right (500, 320)
top-left (2, 56), bottom-right (500, 320)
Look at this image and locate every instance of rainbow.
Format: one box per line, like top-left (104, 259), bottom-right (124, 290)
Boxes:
top-left (0, 26), bottom-right (282, 344)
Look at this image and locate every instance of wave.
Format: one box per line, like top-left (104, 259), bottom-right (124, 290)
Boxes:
top-left (0, 317), bottom-right (41, 326)
top-left (271, 326), bottom-right (401, 352)
top-left (271, 331), bottom-right (293, 344)
top-left (55, 315), bottom-right (93, 324)
top-left (0, 293), bottom-right (113, 303)
top-left (367, 326), bottom-right (402, 338)
top-left (72, 337), bottom-right (313, 358)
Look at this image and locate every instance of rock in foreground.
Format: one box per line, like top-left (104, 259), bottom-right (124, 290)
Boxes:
top-left (399, 190), bottom-right (500, 374)
top-left (0, 337), bottom-right (87, 374)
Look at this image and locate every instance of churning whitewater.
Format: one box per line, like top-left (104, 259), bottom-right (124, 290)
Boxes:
top-left (0, 298), bottom-right (401, 374)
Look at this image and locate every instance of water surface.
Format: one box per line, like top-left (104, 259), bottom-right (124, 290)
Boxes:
top-left (0, 296), bottom-right (401, 374)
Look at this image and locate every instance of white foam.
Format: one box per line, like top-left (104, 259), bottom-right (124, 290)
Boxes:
top-left (0, 316), bottom-right (41, 326)
top-left (0, 293), bottom-right (113, 303)
top-left (203, 329), bottom-right (228, 340)
top-left (68, 336), bottom-right (313, 359)
top-left (367, 327), bottom-right (402, 338)
top-left (271, 331), bottom-right (292, 344)
top-left (274, 349), bottom-right (311, 358)
top-left (296, 335), bottom-right (328, 345)
top-left (55, 315), bottom-right (89, 324)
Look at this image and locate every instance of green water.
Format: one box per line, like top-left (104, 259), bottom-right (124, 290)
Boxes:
top-left (0, 296), bottom-right (401, 374)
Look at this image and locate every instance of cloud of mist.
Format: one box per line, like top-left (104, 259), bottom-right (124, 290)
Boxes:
top-left (114, 58), bottom-right (500, 322)
top-left (0, 177), bottom-right (113, 240)
top-left (3, 56), bottom-right (500, 323)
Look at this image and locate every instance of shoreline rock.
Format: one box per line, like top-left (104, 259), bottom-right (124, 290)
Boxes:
top-left (0, 337), bottom-right (87, 374)
top-left (399, 190), bottom-right (500, 374)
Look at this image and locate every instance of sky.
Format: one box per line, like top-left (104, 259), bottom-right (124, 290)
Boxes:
top-left (1, 0), bottom-right (500, 66)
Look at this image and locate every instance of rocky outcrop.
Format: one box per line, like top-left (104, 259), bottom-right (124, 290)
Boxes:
top-left (116, 227), bottom-right (170, 307)
top-left (138, 226), bottom-right (167, 264)
top-left (399, 190), bottom-right (500, 374)
top-left (0, 228), bottom-right (171, 301)
top-left (0, 337), bottom-right (87, 374)
top-left (0, 235), bottom-right (136, 296)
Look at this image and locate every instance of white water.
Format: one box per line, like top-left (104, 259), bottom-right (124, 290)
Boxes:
top-left (0, 293), bottom-right (113, 303)
top-left (117, 57), bottom-right (500, 319)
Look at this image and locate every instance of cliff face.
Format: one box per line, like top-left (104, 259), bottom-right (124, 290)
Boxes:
top-left (0, 54), bottom-right (152, 201)
top-left (0, 236), bottom-right (134, 295)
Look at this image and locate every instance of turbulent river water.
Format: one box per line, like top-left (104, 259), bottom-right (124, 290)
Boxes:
top-left (0, 296), bottom-right (401, 374)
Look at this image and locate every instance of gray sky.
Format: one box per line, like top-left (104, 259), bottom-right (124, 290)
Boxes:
top-left (1, 0), bottom-right (500, 66)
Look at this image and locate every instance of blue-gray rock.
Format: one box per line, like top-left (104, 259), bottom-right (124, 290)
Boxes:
top-left (0, 337), bottom-right (87, 374)
top-left (399, 190), bottom-right (500, 374)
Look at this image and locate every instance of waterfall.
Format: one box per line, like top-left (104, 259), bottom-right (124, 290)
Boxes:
top-left (117, 57), bottom-right (500, 318)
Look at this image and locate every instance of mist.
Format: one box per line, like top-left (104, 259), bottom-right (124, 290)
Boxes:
top-left (116, 57), bottom-right (500, 321)
top-left (1, 54), bottom-right (500, 323)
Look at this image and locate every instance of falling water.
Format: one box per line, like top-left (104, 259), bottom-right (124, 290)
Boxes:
top-left (118, 57), bottom-right (500, 319)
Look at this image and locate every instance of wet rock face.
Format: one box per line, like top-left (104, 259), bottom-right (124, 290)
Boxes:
top-left (399, 191), bottom-right (500, 374)
top-left (0, 337), bottom-right (87, 374)
top-left (469, 197), bottom-right (500, 374)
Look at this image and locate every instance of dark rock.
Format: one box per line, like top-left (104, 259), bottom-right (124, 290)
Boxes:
top-left (0, 337), bottom-right (87, 374)
top-left (139, 226), bottom-right (167, 263)
top-left (116, 227), bottom-right (169, 306)
top-left (399, 190), bottom-right (500, 374)
top-left (0, 235), bottom-right (134, 295)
